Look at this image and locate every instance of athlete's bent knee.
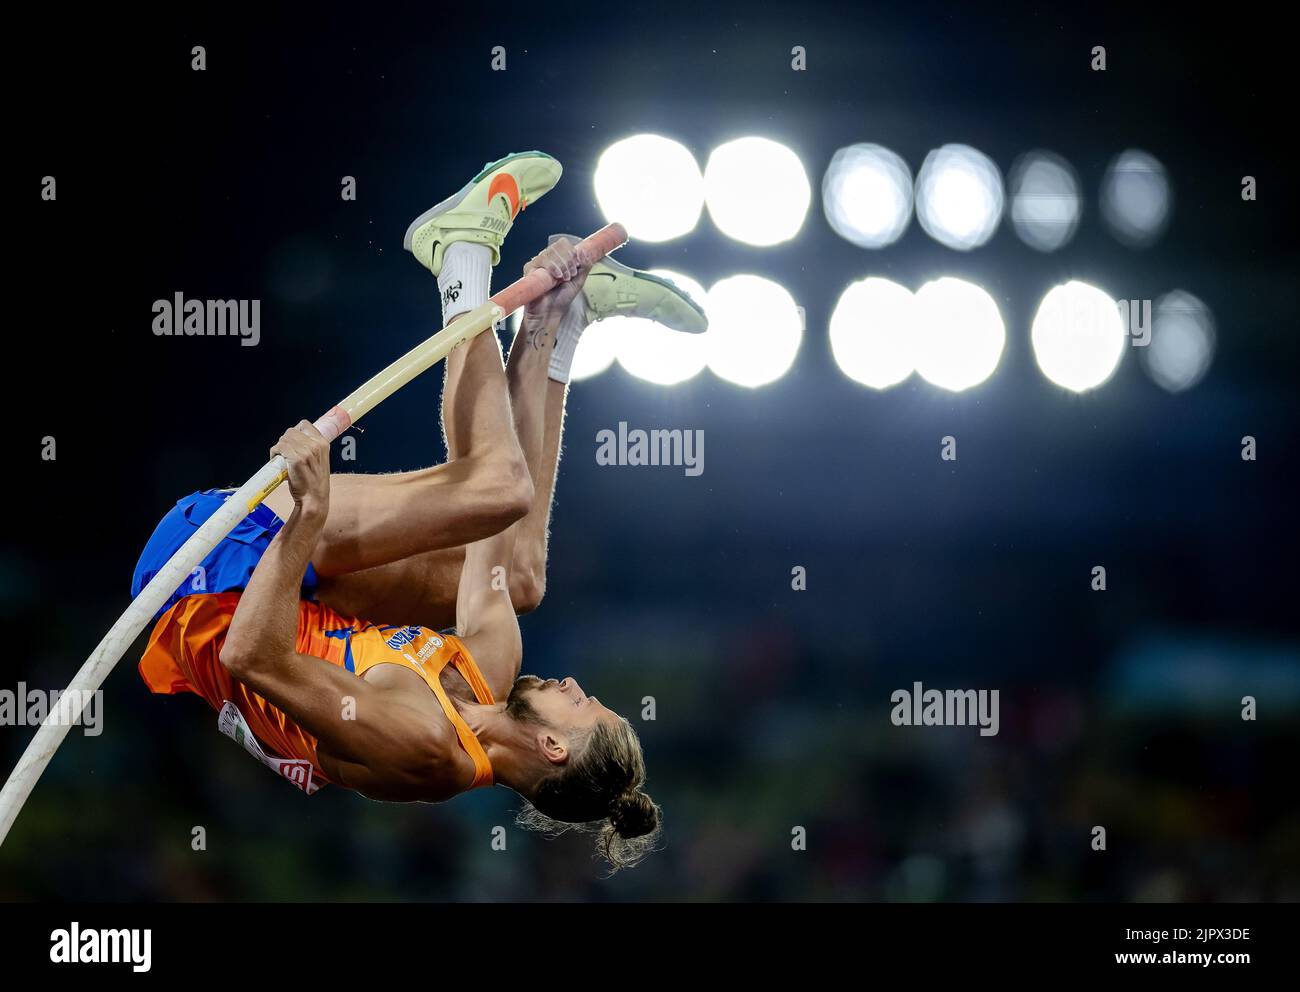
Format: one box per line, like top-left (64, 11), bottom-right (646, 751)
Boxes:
top-left (484, 455), bottom-right (535, 527)
top-left (510, 567), bottom-right (546, 614)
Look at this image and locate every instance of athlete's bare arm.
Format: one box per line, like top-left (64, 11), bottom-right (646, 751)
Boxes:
top-left (220, 422), bottom-right (449, 800)
top-left (447, 367), bottom-right (527, 699)
top-left (454, 525), bottom-right (524, 702)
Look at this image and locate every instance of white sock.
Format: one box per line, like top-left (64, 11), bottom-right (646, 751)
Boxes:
top-left (438, 242), bottom-right (492, 324)
top-left (548, 295), bottom-right (590, 383)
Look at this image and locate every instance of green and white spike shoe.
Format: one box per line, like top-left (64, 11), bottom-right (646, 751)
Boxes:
top-left (550, 233), bottom-right (708, 333)
top-left (404, 151), bottom-right (563, 275)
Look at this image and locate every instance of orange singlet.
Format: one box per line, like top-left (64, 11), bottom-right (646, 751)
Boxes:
top-left (139, 592), bottom-right (496, 793)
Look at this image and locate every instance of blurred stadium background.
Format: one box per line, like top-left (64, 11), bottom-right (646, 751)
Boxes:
top-left (4, 5), bottom-right (1297, 901)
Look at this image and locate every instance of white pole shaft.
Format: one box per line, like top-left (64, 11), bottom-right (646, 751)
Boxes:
top-left (0, 458), bottom-right (287, 844)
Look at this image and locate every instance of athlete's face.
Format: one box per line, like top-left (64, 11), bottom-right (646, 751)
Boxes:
top-left (509, 675), bottom-right (616, 734)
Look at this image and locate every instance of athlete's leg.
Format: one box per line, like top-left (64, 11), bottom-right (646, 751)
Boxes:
top-left (314, 238), bottom-right (709, 629)
top-left (505, 378), bottom-right (567, 611)
top-left (502, 233), bottom-right (709, 611)
top-left (264, 152), bottom-right (562, 579)
top-left (317, 325), bottom-right (531, 576)
top-left (312, 241), bottom-right (583, 628)
top-left (262, 300), bottom-right (530, 579)
top-left (491, 233), bottom-right (617, 610)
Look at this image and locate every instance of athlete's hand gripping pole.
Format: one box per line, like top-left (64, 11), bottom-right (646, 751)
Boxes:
top-left (0, 222), bottom-right (629, 846)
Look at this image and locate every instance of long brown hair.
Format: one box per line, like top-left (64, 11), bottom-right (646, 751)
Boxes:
top-left (515, 715), bottom-right (661, 872)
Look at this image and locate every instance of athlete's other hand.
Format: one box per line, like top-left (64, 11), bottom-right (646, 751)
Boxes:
top-left (522, 237), bottom-right (593, 325)
top-left (271, 420), bottom-right (331, 519)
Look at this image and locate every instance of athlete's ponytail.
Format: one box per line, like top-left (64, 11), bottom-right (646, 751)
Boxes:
top-left (516, 717), bottom-right (661, 872)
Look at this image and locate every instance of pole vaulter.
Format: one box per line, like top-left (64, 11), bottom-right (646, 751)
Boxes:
top-left (0, 220), bottom-right (629, 846)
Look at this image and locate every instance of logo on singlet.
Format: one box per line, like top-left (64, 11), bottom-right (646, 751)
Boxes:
top-left (384, 625), bottom-right (442, 648)
top-left (385, 626), bottom-right (423, 649)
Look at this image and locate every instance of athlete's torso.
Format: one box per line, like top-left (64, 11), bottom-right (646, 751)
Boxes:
top-left (312, 612), bottom-right (499, 799)
top-left (320, 661), bottom-right (481, 802)
top-left (139, 593), bottom-right (496, 800)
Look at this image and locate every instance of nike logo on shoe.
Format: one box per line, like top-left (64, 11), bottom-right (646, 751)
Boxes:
top-left (487, 173), bottom-right (522, 218)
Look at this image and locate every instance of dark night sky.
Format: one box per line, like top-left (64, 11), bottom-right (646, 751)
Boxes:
top-left (17, 3), bottom-right (1294, 639)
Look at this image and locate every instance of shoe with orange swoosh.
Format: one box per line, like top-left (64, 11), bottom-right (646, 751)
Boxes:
top-left (404, 151), bottom-right (562, 276)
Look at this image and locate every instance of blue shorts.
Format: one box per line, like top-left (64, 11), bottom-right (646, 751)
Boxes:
top-left (131, 489), bottom-right (319, 620)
